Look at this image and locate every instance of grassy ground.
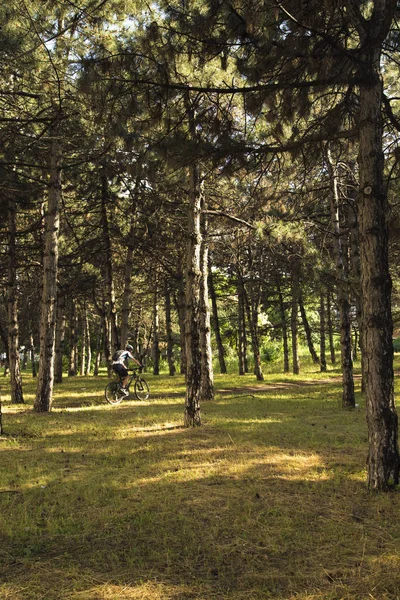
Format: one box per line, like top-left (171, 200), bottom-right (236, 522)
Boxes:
top-left (1, 362), bottom-right (400, 599)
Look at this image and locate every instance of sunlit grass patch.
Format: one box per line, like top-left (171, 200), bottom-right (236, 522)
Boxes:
top-left (1, 364), bottom-right (400, 599)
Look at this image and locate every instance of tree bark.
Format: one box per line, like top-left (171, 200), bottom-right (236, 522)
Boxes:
top-left (357, 28), bottom-right (399, 489)
top-left (326, 148), bottom-right (355, 408)
top-left (200, 211), bottom-right (214, 401)
top-left (299, 294), bottom-right (319, 364)
top-left (320, 293), bottom-right (327, 373)
top-left (243, 281), bottom-right (264, 381)
top-left (152, 284), bottom-right (160, 376)
top-left (100, 170), bottom-right (119, 354)
top-left (34, 135), bottom-right (61, 412)
top-left (290, 266), bottom-right (300, 375)
top-left (184, 97), bottom-right (202, 426)
top-left (237, 269), bottom-right (247, 375)
top-left (208, 263), bottom-right (227, 374)
top-left (277, 282), bottom-right (290, 373)
top-left (7, 196), bottom-right (24, 404)
top-left (54, 293), bottom-right (66, 383)
top-left (326, 291), bottom-right (336, 365)
top-left (165, 283), bottom-right (176, 376)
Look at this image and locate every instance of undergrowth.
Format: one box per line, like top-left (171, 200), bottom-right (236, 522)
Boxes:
top-left (1, 360), bottom-right (400, 599)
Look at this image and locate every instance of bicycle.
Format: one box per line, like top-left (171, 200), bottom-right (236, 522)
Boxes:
top-left (105, 368), bottom-right (150, 405)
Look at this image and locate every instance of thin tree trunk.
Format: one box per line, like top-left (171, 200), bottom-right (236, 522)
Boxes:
top-left (209, 263), bottom-right (227, 374)
top-left (291, 267), bottom-right (300, 375)
top-left (30, 333), bottom-right (36, 378)
top-left (34, 136), bottom-right (61, 412)
top-left (326, 291), bottom-right (336, 365)
top-left (7, 196), bottom-right (24, 404)
top-left (277, 282), bottom-right (290, 373)
top-left (326, 148), bottom-right (355, 408)
top-left (320, 293), bottom-right (327, 373)
top-left (237, 269), bottom-right (247, 375)
top-left (243, 282), bottom-right (264, 381)
top-left (101, 170), bottom-right (119, 353)
top-left (200, 211), bottom-right (214, 401)
top-left (299, 294), bottom-right (319, 364)
top-left (80, 307), bottom-right (86, 376)
top-left (165, 283), bottom-right (176, 376)
top-left (93, 323), bottom-right (102, 376)
top-left (68, 300), bottom-right (78, 377)
top-left (358, 37), bottom-right (399, 490)
top-left (54, 293), bottom-right (66, 383)
top-left (85, 311), bottom-right (92, 376)
top-left (175, 275), bottom-right (187, 375)
top-left (152, 285), bottom-right (160, 376)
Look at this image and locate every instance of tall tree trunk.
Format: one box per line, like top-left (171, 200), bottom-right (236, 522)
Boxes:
top-left (200, 212), bottom-right (214, 401)
top-left (165, 283), bottom-right (176, 376)
top-left (326, 148), bottom-right (355, 408)
top-left (358, 33), bottom-right (399, 490)
top-left (243, 282), bottom-right (264, 381)
top-left (291, 267), bottom-right (300, 375)
top-left (208, 263), bottom-right (227, 374)
top-left (80, 307), bottom-right (86, 376)
top-left (68, 299), bottom-right (78, 377)
top-left (7, 196), bottom-right (24, 404)
top-left (54, 293), bottom-right (66, 384)
top-left (152, 285), bottom-right (160, 376)
top-left (326, 291), bottom-right (336, 365)
top-left (277, 282), bottom-right (290, 373)
top-left (93, 323), bottom-right (102, 376)
top-left (320, 293), bottom-right (327, 373)
top-left (30, 334), bottom-right (37, 378)
top-left (175, 275), bottom-right (187, 375)
top-left (184, 97), bottom-right (202, 426)
top-left (237, 269), bottom-right (247, 375)
top-left (299, 294), bottom-right (319, 364)
top-left (120, 203), bottom-right (138, 347)
top-left (85, 311), bottom-right (92, 376)
top-left (34, 136), bottom-right (61, 412)
top-left (101, 170), bottom-right (119, 353)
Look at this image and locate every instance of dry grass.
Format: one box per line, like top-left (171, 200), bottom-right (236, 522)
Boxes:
top-left (1, 362), bottom-right (400, 599)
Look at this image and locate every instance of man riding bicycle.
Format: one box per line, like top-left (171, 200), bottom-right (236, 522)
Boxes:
top-left (112, 344), bottom-right (142, 396)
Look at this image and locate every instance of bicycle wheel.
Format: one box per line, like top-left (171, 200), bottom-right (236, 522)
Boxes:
top-left (134, 377), bottom-right (150, 400)
top-left (105, 381), bottom-right (124, 405)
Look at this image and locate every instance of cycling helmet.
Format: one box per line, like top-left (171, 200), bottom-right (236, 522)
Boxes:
top-left (126, 344), bottom-right (133, 351)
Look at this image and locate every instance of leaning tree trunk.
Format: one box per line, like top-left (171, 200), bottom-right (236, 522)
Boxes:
top-left (326, 148), bottom-right (355, 408)
top-left (200, 212), bottom-right (214, 401)
top-left (34, 136), bottom-right (61, 413)
top-left (299, 294), bottom-right (319, 364)
top-left (7, 196), bottom-right (24, 404)
top-left (358, 37), bottom-right (399, 490)
top-left (209, 262), bottom-right (227, 374)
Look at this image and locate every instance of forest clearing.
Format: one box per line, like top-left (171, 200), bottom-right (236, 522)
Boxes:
top-left (1, 360), bottom-right (400, 600)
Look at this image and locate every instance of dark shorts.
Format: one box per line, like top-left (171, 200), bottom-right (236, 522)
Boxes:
top-left (113, 363), bottom-right (128, 378)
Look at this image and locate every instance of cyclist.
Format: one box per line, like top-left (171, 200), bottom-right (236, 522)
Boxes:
top-left (112, 344), bottom-right (142, 396)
